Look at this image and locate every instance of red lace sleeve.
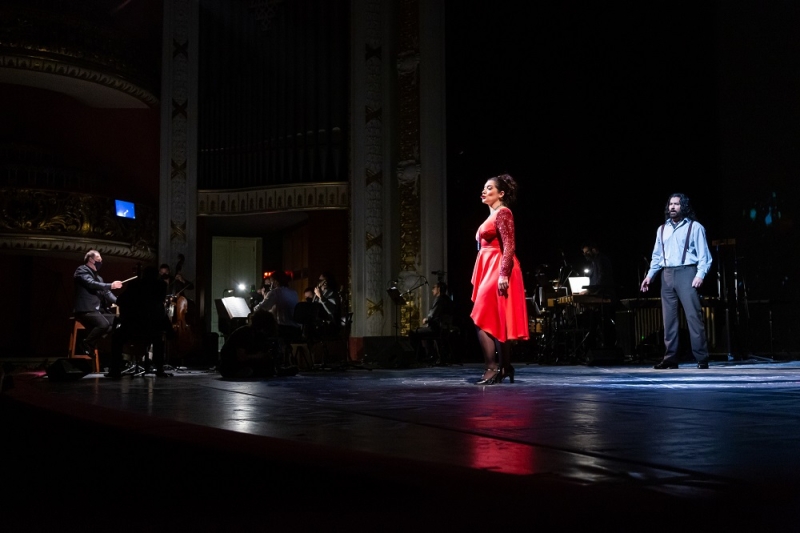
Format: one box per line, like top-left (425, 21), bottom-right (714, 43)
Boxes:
top-left (495, 208), bottom-right (516, 277)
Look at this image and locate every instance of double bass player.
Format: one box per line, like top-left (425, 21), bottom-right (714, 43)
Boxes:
top-left (159, 256), bottom-right (199, 362)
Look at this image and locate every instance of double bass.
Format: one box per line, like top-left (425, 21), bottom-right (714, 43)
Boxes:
top-left (165, 254), bottom-right (199, 361)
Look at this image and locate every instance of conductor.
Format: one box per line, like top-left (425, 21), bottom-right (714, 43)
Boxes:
top-left (73, 250), bottom-right (123, 358)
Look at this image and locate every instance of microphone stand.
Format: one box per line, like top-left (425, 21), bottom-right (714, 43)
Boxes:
top-left (380, 276), bottom-right (429, 368)
top-left (382, 280), bottom-right (410, 367)
top-left (716, 241), bottom-right (740, 361)
top-left (401, 276), bottom-right (429, 340)
top-left (557, 250), bottom-right (574, 289)
top-left (559, 267), bottom-right (573, 292)
top-left (403, 276), bottom-right (428, 298)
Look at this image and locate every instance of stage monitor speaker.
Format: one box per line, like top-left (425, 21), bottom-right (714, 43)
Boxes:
top-left (385, 339), bottom-right (416, 368)
top-left (46, 358), bottom-right (91, 381)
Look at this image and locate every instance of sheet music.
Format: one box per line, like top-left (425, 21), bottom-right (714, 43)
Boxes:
top-left (220, 296), bottom-right (251, 319)
top-left (567, 276), bottom-right (590, 295)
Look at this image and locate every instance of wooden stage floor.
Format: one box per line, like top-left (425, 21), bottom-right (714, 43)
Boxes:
top-left (3, 358), bottom-right (800, 531)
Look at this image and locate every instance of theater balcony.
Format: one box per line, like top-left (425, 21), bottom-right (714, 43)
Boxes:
top-left (0, 1), bottom-right (162, 360)
top-left (0, 184), bottom-right (157, 262)
top-left (0, 0), bottom-right (160, 110)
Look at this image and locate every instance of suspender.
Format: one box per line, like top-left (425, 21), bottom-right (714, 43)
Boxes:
top-left (660, 220), bottom-right (694, 266)
top-left (682, 220), bottom-right (694, 263)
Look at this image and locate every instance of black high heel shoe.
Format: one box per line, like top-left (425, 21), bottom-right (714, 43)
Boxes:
top-left (498, 365), bottom-right (515, 384)
top-left (476, 367), bottom-right (501, 385)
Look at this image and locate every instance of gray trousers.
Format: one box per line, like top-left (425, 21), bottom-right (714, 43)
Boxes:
top-left (660, 265), bottom-right (709, 363)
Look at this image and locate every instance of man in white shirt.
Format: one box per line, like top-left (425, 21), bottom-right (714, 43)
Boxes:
top-left (254, 270), bottom-right (301, 343)
top-left (641, 193), bottom-right (712, 369)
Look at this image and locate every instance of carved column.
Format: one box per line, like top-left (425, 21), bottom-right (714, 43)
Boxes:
top-left (350, 0), bottom-right (446, 340)
top-left (351, 0), bottom-right (394, 337)
top-left (159, 0), bottom-right (198, 282)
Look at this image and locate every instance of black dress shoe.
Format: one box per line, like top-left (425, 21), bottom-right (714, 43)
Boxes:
top-left (653, 361), bottom-right (679, 369)
top-left (697, 362), bottom-right (709, 369)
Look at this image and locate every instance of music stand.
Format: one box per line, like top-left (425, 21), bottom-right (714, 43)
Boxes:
top-left (215, 297), bottom-right (251, 338)
top-left (374, 286), bottom-right (413, 367)
top-left (387, 287), bottom-right (406, 307)
top-left (387, 286), bottom-right (407, 338)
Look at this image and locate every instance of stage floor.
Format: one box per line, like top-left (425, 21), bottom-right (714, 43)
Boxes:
top-left (4, 358), bottom-right (800, 530)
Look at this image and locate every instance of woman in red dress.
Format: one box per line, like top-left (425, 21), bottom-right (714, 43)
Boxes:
top-left (470, 173), bottom-right (529, 384)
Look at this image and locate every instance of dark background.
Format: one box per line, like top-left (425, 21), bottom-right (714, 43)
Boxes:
top-left (444, 1), bottom-right (800, 320)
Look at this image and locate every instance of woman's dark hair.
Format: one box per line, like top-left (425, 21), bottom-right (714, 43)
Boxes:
top-left (491, 173), bottom-right (518, 207)
top-left (664, 193), bottom-right (696, 221)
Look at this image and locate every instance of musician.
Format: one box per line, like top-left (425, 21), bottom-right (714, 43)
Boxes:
top-left (303, 286), bottom-right (315, 303)
top-left (253, 270), bottom-right (301, 343)
top-left (313, 271), bottom-right (342, 336)
top-left (410, 281), bottom-right (454, 364)
top-left (579, 242), bottom-right (617, 303)
top-left (250, 283), bottom-right (265, 309)
top-left (73, 250), bottom-right (123, 358)
top-left (217, 311), bottom-right (281, 378)
top-left (109, 266), bottom-right (172, 378)
top-left (158, 262), bottom-right (194, 296)
top-left (641, 193), bottom-right (712, 369)
top-left (578, 242), bottom-right (617, 349)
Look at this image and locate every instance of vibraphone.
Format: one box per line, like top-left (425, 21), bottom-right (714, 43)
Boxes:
top-left (619, 297), bottom-right (720, 353)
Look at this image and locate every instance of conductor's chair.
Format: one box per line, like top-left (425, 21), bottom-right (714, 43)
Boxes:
top-left (68, 317), bottom-right (100, 373)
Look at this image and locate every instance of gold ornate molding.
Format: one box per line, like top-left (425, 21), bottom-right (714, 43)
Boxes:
top-left (366, 298), bottom-right (383, 318)
top-left (0, 3), bottom-right (159, 108)
top-left (0, 234), bottom-right (155, 261)
top-left (0, 188), bottom-right (157, 260)
top-left (249, 0), bottom-right (285, 32)
top-left (396, 0), bottom-right (422, 335)
top-left (0, 53), bottom-right (159, 108)
top-left (198, 182), bottom-right (349, 216)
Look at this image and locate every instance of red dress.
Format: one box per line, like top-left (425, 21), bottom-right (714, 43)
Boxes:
top-left (470, 207), bottom-right (529, 342)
